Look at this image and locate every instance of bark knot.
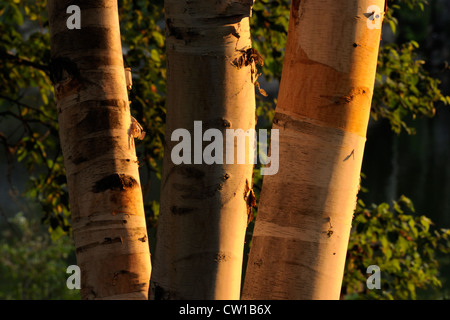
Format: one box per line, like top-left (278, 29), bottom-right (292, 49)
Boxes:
top-left (214, 252), bottom-right (229, 263)
top-left (92, 174), bottom-right (138, 193)
top-left (49, 57), bottom-right (82, 100)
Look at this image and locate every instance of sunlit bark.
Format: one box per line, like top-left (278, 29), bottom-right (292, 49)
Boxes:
top-left (47, 0), bottom-right (151, 299)
top-left (243, 0), bottom-right (385, 300)
top-left (150, 0), bottom-right (257, 299)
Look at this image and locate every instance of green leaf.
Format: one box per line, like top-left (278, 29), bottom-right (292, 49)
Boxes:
top-left (7, 3), bottom-right (23, 26)
top-left (389, 20), bottom-right (397, 34)
top-left (152, 30), bottom-right (165, 48)
top-left (420, 216), bottom-right (431, 233)
top-left (150, 49), bottom-right (160, 63)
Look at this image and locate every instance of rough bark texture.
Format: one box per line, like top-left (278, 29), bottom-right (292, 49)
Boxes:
top-left (47, 0), bottom-right (151, 300)
top-left (150, 0), bottom-right (256, 300)
top-left (242, 0), bottom-right (385, 300)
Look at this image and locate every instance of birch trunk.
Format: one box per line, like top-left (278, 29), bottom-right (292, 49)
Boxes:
top-left (242, 0), bottom-right (385, 300)
top-left (150, 0), bottom-right (256, 300)
top-left (47, 0), bottom-right (151, 299)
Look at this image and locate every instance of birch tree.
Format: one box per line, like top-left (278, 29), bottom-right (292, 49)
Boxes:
top-left (47, 0), bottom-right (151, 299)
top-left (243, 0), bottom-right (385, 300)
top-left (150, 0), bottom-right (257, 299)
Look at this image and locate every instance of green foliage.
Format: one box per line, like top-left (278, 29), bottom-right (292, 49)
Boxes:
top-left (0, 0), bottom-right (70, 235)
top-left (372, 41), bottom-right (450, 135)
top-left (251, 0), bottom-right (289, 82)
top-left (375, 0), bottom-right (450, 134)
top-left (0, 212), bottom-right (79, 299)
top-left (384, 0), bottom-right (429, 33)
top-left (343, 196), bottom-right (450, 299)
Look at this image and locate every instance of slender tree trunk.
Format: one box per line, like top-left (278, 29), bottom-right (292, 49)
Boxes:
top-left (242, 0), bottom-right (385, 300)
top-left (47, 0), bottom-right (151, 299)
top-left (150, 0), bottom-right (256, 299)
